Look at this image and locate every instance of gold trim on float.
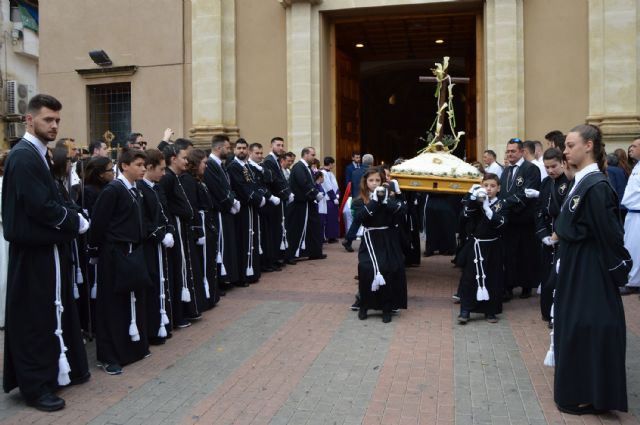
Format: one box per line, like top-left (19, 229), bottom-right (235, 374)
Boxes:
top-left (391, 173), bottom-right (481, 194)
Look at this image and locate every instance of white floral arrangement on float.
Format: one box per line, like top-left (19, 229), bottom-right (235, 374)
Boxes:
top-left (391, 57), bottom-right (480, 180)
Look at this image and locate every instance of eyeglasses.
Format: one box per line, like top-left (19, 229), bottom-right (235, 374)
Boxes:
top-left (139, 141), bottom-right (147, 147)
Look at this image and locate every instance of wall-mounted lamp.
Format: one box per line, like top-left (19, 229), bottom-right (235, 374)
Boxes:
top-left (89, 50), bottom-right (113, 67)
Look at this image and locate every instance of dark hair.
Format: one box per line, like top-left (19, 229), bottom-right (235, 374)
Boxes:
top-left (84, 156), bottom-right (113, 189)
top-left (482, 172), bottom-right (500, 185)
top-left (613, 148), bottom-right (631, 177)
top-left (175, 138), bottom-right (193, 150)
top-left (186, 149), bottom-right (207, 179)
top-left (323, 156), bottom-right (335, 166)
top-left (126, 132), bottom-right (143, 145)
top-left (144, 148), bottom-right (164, 167)
top-left (507, 138), bottom-right (523, 150)
top-left (235, 138), bottom-right (248, 147)
top-left (285, 151), bottom-right (295, 158)
top-left (301, 147), bottom-right (314, 157)
top-left (75, 158), bottom-right (89, 179)
top-left (270, 137), bottom-right (284, 145)
top-left (162, 143), bottom-right (186, 165)
top-left (545, 130), bottom-right (565, 151)
top-left (359, 168), bottom-right (385, 204)
top-left (522, 140), bottom-right (536, 155)
top-left (249, 142), bottom-right (262, 151)
top-left (484, 150), bottom-right (497, 159)
top-left (543, 147), bottom-right (563, 162)
top-left (118, 147), bottom-right (147, 172)
top-left (569, 124), bottom-right (606, 173)
top-left (27, 94), bottom-right (62, 115)
top-left (607, 153), bottom-right (619, 167)
top-left (352, 152), bottom-right (360, 158)
top-left (314, 171), bottom-right (324, 182)
top-left (51, 146), bottom-right (70, 180)
top-left (89, 140), bottom-right (105, 155)
top-left (212, 134), bottom-right (229, 148)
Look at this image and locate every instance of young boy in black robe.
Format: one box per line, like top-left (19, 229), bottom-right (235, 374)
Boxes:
top-left (529, 148), bottom-right (569, 324)
top-left (457, 174), bottom-right (506, 324)
top-left (88, 148), bottom-right (150, 375)
top-left (138, 149), bottom-right (175, 345)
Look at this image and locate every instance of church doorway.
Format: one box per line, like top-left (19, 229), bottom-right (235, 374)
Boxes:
top-left (333, 7), bottom-right (482, 182)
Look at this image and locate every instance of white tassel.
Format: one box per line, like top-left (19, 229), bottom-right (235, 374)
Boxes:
top-left (550, 303), bottom-right (554, 318)
top-left (481, 286), bottom-right (490, 301)
top-left (476, 285), bottom-right (483, 301)
top-left (220, 263), bottom-right (227, 277)
top-left (216, 252), bottom-right (223, 264)
top-left (73, 283), bottom-right (80, 300)
top-left (204, 277), bottom-right (211, 299)
top-left (280, 240), bottom-right (286, 250)
top-left (295, 248), bottom-right (300, 258)
top-left (544, 331), bottom-right (555, 367)
top-left (536, 284), bottom-right (541, 295)
top-left (161, 309), bottom-right (170, 326)
top-left (91, 264), bottom-right (98, 299)
top-left (129, 292), bottom-right (140, 342)
top-left (76, 267), bottom-right (84, 284)
top-left (158, 325), bottom-right (167, 338)
top-left (181, 286), bottom-right (191, 302)
top-left (246, 266), bottom-right (254, 277)
top-left (91, 283), bottom-right (97, 299)
top-left (301, 240), bottom-right (306, 250)
top-left (57, 352), bottom-right (71, 386)
top-left (259, 244), bottom-right (263, 255)
top-left (371, 272), bottom-right (386, 292)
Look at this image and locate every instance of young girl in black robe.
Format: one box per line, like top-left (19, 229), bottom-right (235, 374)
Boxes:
top-left (137, 149), bottom-right (175, 345)
top-left (353, 168), bottom-right (407, 323)
top-left (88, 149), bottom-right (150, 375)
top-left (552, 124), bottom-right (632, 415)
top-left (457, 173), bottom-right (506, 324)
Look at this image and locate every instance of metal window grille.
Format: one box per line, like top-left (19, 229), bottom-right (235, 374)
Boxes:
top-left (88, 83), bottom-right (131, 154)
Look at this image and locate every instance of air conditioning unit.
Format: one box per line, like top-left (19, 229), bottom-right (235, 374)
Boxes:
top-left (6, 81), bottom-right (35, 116)
top-left (6, 121), bottom-right (26, 140)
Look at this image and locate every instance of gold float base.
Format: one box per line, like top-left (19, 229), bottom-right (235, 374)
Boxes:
top-left (391, 173), bottom-right (481, 194)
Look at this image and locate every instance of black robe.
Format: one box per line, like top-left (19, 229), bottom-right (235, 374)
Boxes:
top-left (457, 196), bottom-right (506, 315)
top-left (286, 161), bottom-right (323, 259)
top-left (554, 171), bottom-right (631, 411)
top-left (2, 139), bottom-right (89, 400)
top-left (88, 179), bottom-right (150, 366)
top-left (353, 197), bottom-right (407, 312)
top-left (194, 180), bottom-right (219, 308)
top-left (203, 157), bottom-right (240, 284)
top-left (400, 191), bottom-right (421, 266)
top-left (137, 180), bottom-right (174, 342)
top-left (499, 160), bottom-right (541, 290)
top-left (423, 194), bottom-right (460, 255)
top-left (249, 162), bottom-right (275, 271)
top-left (262, 153), bottom-right (291, 264)
top-left (228, 159), bottom-right (264, 284)
top-left (534, 173), bottom-right (569, 320)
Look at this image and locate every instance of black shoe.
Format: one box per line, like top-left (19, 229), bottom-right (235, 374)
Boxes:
top-left (382, 312), bottom-right (392, 323)
top-left (262, 267), bottom-right (275, 273)
top-left (423, 250), bottom-right (434, 257)
top-left (234, 282), bottom-right (250, 288)
top-left (27, 393), bottom-right (65, 412)
top-left (175, 320), bottom-right (191, 329)
top-left (328, 239), bottom-right (338, 243)
top-left (309, 254), bottom-right (327, 260)
top-left (458, 310), bottom-right (470, 324)
top-left (342, 241), bottom-right (354, 252)
top-left (619, 286), bottom-right (640, 295)
top-left (285, 259), bottom-right (297, 265)
top-left (503, 289), bottom-right (513, 302)
top-left (185, 315), bottom-right (202, 321)
top-left (350, 298), bottom-right (360, 311)
top-left (452, 294), bottom-right (461, 304)
top-left (148, 337), bottom-right (166, 346)
top-left (219, 289), bottom-right (226, 297)
top-left (69, 372), bottom-right (91, 386)
top-left (519, 288), bottom-right (532, 299)
top-left (556, 404), bottom-right (607, 416)
top-left (485, 314), bottom-right (498, 324)
top-left (273, 265), bottom-right (282, 272)
top-left (358, 309), bottom-right (368, 320)
top-left (99, 363), bottom-right (123, 375)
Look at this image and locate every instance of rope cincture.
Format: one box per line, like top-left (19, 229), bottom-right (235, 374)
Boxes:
top-left (54, 245), bottom-right (72, 386)
top-left (280, 202), bottom-right (288, 251)
top-left (157, 244), bottom-right (170, 338)
top-left (199, 211), bottom-right (211, 299)
top-left (126, 243), bottom-right (141, 342)
top-left (473, 238), bottom-right (496, 301)
top-left (294, 204), bottom-right (309, 258)
top-left (217, 212), bottom-right (227, 276)
top-left (362, 226), bottom-right (389, 292)
top-left (73, 239), bottom-right (83, 300)
top-left (544, 289), bottom-right (556, 367)
top-left (246, 206), bottom-right (255, 277)
top-left (175, 216), bottom-right (191, 303)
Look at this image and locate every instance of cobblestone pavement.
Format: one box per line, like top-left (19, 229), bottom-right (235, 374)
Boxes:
top-left (1, 242), bottom-right (640, 425)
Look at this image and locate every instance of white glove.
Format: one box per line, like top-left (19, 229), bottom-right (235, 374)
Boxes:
top-left (78, 214), bottom-right (90, 234)
top-left (259, 197), bottom-right (266, 208)
top-left (162, 233), bottom-right (175, 248)
top-left (269, 195), bottom-right (281, 206)
top-left (468, 184), bottom-right (481, 194)
top-left (370, 188), bottom-right (379, 202)
top-left (336, 194), bottom-right (340, 201)
top-left (233, 199), bottom-right (241, 210)
top-left (315, 192), bottom-right (324, 202)
top-left (288, 193), bottom-right (294, 203)
top-left (525, 188), bottom-right (540, 198)
top-left (382, 188), bottom-right (389, 204)
top-left (89, 257), bottom-right (99, 265)
top-left (231, 204), bottom-right (240, 215)
top-left (475, 188), bottom-right (488, 201)
top-left (469, 186), bottom-right (481, 201)
top-left (482, 199), bottom-right (493, 219)
top-left (542, 236), bottom-right (557, 246)
top-left (333, 199), bottom-right (339, 205)
top-left (390, 179), bottom-right (401, 194)
top-left (196, 236), bottom-right (205, 246)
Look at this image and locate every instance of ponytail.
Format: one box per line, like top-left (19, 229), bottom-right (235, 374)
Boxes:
top-left (570, 124), bottom-right (607, 174)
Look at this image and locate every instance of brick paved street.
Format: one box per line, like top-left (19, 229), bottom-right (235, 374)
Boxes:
top-left (1, 242), bottom-right (640, 425)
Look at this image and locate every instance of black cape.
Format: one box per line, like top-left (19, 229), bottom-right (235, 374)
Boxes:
top-left (286, 161), bottom-right (323, 259)
top-left (554, 171), bottom-right (631, 411)
top-left (262, 153), bottom-right (291, 264)
top-left (2, 139), bottom-right (89, 400)
top-left (423, 194), bottom-right (460, 255)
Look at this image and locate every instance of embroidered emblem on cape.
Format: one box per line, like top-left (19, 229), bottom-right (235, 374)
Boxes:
top-left (569, 195), bottom-right (580, 213)
top-left (516, 176), bottom-right (524, 187)
top-left (559, 183), bottom-right (567, 195)
top-left (493, 202), bottom-right (503, 212)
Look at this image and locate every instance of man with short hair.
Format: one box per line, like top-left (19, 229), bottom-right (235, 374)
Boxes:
top-left (89, 140), bottom-right (109, 158)
top-left (126, 132), bottom-right (146, 150)
top-left (622, 138), bottom-right (640, 293)
top-left (286, 147), bottom-right (325, 261)
top-left (523, 140), bottom-right (547, 181)
top-left (2, 94), bottom-right (90, 411)
top-left (344, 152), bottom-right (361, 189)
top-left (499, 138), bottom-right (541, 300)
top-left (284, 152), bottom-right (295, 180)
top-left (545, 130), bottom-right (565, 152)
top-left (483, 149), bottom-right (503, 178)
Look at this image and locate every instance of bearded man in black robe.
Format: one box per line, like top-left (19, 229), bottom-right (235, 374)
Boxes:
top-left (2, 94), bottom-right (90, 411)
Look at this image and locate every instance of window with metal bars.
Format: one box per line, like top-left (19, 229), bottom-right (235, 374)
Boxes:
top-left (88, 83), bottom-right (131, 154)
